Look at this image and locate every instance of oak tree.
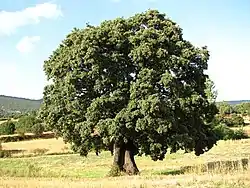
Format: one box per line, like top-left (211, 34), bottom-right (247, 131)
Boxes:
top-left (39, 10), bottom-right (218, 175)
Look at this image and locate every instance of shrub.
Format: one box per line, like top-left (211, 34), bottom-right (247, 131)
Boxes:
top-left (230, 114), bottom-right (245, 127)
top-left (31, 148), bottom-right (49, 155)
top-left (0, 120), bottom-right (15, 135)
top-left (15, 112), bottom-right (44, 135)
top-left (0, 150), bottom-right (11, 158)
top-left (15, 115), bottom-right (35, 133)
top-left (213, 124), bottom-right (248, 140)
top-left (216, 114), bottom-right (245, 127)
top-left (0, 142), bottom-right (11, 158)
top-left (31, 123), bottom-right (44, 136)
top-left (233, 129), bottom-right (249, 139)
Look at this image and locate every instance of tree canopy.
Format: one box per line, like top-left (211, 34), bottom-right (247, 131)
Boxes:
top-left (217, 102), bottom-right (234, 115)
top-left (234, 102), bottom-right (250, 115)
top-left (39, 10), bottom-right (218, 175)
top-left (16, 111), bottom-right (44, 135)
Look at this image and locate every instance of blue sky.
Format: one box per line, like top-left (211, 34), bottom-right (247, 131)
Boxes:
top-left (0, 0), bottom-right (249, 101)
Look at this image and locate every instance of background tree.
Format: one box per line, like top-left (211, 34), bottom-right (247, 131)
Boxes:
top-left (234, 102), bottom-right (250, 116)
top-left (230, 114), bottom-right (245, 127)
top-left (217, 102), bottom-right (234, 115)
top-left (0, 120), bottom-right (15, 135)
top-left (216, 113), bottom-right (245, 127)
top-left (0, 108), bottom-right (4, 118)
top-left (39, 10), bottom-right (218, 175)
top-left (204, 78), bottom-right (217, 103)
top-left (16, 111), bottom-right (43, 135)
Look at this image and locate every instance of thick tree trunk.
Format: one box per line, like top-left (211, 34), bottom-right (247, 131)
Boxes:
top-left (123, 148), bottom-right (139, 175)
top-left (112, 143), bottom-right (124, 170)
top-left (109, 141), bottom-right (139, 176)
top-left (108, 142), bottom-right (114, 156)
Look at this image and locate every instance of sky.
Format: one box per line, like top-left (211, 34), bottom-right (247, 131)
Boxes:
top-left (0, 0), bottom-right (249, 101)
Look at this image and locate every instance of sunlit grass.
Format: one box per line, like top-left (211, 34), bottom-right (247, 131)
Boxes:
top-left (1, 138), bottom-right (71, 157)
top-left (1, 139), bottom-right (250, 178)
top-left (1, 138), bottom-right (250, 187)
top-left (1, 170), bottom-right (250, 188)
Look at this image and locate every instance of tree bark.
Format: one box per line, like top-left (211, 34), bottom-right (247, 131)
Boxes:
top-left (112, 143), bottom-right (124, 170)
top-left (123, 147), bottom-right (139, 175)
top-left (109, 141), bottom-right (139, 176)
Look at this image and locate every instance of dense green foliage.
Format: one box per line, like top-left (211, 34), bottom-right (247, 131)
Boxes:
top-left (0, 120), bottom-right (16, 135)
top-left (234, 102), bottom-right (250, 115)
top-left (0, 95), bottom-right (42, 117)
top-left (217, 101), bottom-right (250, 116)
top-left (217, 102), bottom-right (234, 115)
top-left (213, 124), bottom-right (248, 140)
top-left (216, 101), bottom-right (249, 128)
top-left (229, 114), bottom-right (245, 126)
top-left (216, 114), bottom-right (245, 127)
top-left (39, 10), bottom-right (219, 174)
top-left (15, 112), bottom-right (44, 135)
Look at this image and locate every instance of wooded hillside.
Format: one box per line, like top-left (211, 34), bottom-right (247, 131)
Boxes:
top-left (0, 95), bottom-right (42, 116)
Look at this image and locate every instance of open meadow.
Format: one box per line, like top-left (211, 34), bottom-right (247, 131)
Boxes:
top-left (1, 138), bottom-right (250, 187)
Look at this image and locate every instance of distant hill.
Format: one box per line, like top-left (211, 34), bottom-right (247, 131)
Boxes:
top-left (217, 100), bottom-right (250, 106)
top-left (0, 94), bottom-right (249, 116)
top-left (0, 95), bottom-right (42, 114)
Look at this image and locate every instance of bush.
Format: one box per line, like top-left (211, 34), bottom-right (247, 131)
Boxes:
top-left (213, 124), bottom-right (248, 140)
top-left (15, 112), bottom-right (45, 135)
top-left (233, 129), bottom-right (249, 140)
top-left (31, 123), bottom-right (44, 136)
top-left (0, 150), bottom-right (11, 158)
top-left (216, 114), bottom-right (245, 127)
top-left (0, 120), bottom-right (15, 135)
top-left (0, 142), bottom-right (11, 158)
top-left (230, 114), bottom-right (245, 127)
top-left (15, 115), bottom-right (35, 133)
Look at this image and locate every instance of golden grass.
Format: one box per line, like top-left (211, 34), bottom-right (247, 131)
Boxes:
top-left (1, 171), bottom-right (250, 188)
top-left (1, 138), bottom-right (71, 156)
top-left (1, 138), bottom-right (250, 187)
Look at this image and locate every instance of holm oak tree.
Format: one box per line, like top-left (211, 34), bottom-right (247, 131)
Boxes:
top-left (39, 10), bottom-right (218, 175)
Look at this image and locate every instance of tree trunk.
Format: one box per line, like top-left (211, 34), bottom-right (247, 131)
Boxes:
top-left (123, 148), bottom-right (139, 175)
top-left (112, 143), bottom-right (124, 170)
top-left (109, 141), bottom-right (139, 176)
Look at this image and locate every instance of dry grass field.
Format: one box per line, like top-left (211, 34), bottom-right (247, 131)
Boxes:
top-left (1, 172), bottom-right (250, 188)
top-left (1, 138), bottom-right (250, 187)
top-left (1, 138), bottom-right (71, 156)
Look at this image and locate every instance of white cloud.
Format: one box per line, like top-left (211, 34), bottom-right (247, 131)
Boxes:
top-left (16, 36), bottom-right (40, 53)
top-left (0, 2), bottom-right (62, 36)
